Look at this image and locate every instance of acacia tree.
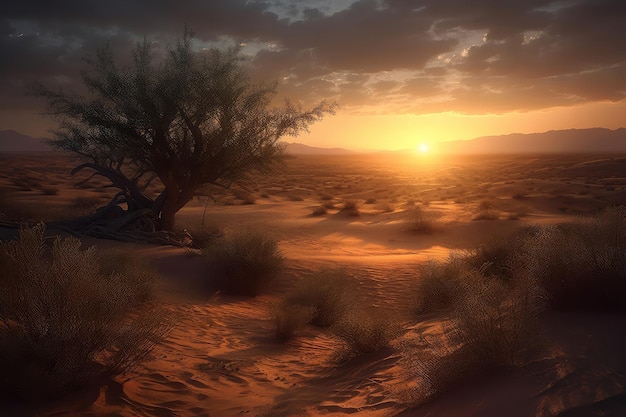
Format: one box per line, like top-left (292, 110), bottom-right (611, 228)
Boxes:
top-left (36, 31), bottom-right (333, 232)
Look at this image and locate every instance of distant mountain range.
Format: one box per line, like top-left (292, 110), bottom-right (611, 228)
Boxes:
top-left (2, 127), bottom-right (626, 154)
top-left (435, 128), bottom-right (626, 154)
top-left (282, 142), bottom-right (352, 155)
top-left (0, 130), bottom-right (53, 152)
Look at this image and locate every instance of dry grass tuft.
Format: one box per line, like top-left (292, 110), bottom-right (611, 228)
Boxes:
top-left (204, 231), bottom-right (284, 296)
top-left (270, 303), bottom-right (315, 342)
top-left (473, 199), bottom-right (499, 220)
top-left (0, 225), bottom-right (169, 402)
top-left (311, 205), bottom-right (328, 216)
top-left (526, 206), bottom-right (626, 311)
top-left (281, 267), bottom-right (354, 328)
top-left (332, 308), bottom-right (401, 357)
top-left (404, 206), bottom-right (438, 234)
top-left (340, 200), bottom-right (360, 217)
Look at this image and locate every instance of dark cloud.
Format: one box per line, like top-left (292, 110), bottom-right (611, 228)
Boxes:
top-left (0, 0), bottom-right (625, 123)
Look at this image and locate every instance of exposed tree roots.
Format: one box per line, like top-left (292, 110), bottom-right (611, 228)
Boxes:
top-left (1, 207), bottom-right (194, 247)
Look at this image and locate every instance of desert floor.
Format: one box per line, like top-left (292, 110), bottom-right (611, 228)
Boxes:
top-left (1, 152), bottom-right (626, 416)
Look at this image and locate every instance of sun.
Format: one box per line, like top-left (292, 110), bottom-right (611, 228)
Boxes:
top-left (417, 143), bottom-right (430, 153)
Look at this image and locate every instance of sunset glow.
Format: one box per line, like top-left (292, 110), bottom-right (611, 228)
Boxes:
top-left (1, 1), bottom-right (625, 150)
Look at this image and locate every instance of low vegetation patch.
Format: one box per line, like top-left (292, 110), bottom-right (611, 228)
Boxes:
top-left (408, 207), bottom-right (626, 401)
top-left (332, 308), bottom-right (401, 358)
top-left (277, 268), bottom-right (354, 329)
top-left (311, 205), bottom-right (328, 216)
top-left (204, 231), bottom-right (284, 296)
top-left (473, 199), bottom-right (499, 220)
top-left (270, 303), bottom-right (315, 342)
top-left (0, 225), bottom-right (169, 402)
top-left (340, 200), bottom-right (360, 217)
top-left (526, 206), bottom-right (626, 311)
top-left (404, 206), bottom-right (438, 234)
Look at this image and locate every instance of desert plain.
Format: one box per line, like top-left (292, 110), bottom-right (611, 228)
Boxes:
top-left (1, 150), bottom-right (626, 417)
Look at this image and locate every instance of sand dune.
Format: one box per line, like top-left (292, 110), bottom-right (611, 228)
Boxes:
top-left (1, 152), bottom-right (626, 416)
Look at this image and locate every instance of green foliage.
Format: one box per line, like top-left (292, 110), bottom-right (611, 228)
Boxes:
top-left (0, 225), bottom-right (168, 401)
top-left (205, 231), bottom-right (284, 296)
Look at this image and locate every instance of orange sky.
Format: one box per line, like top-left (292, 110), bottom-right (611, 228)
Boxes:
top-left (1, 1), bottom-right (625, 150)
top-left (296, 100), bottom-right (626, 151)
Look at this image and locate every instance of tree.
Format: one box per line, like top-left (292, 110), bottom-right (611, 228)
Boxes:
top-left (35, 30), bottom-right (334, 233)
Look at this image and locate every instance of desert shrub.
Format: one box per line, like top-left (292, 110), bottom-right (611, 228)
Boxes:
top-left (311, 205), bottom-right (328, 216)
top-left (402, 324), bottom-right (477, 402)
top-left (332, 308), bottom-right (401, 357)
top-left (473, 199), bottom-right (498, 220)
top-left (187, 225), bottom-right (223, 249)
top-left (283, 268), bottom-right (354, 328)
top-left (319, 193), bottom-right (334, 201)
top-left (97, 248), bottom-right (159, 304)
top-left (340, 200), bottom-right (360, 217)
top-left (270, 303), bottom-right (315, 342)
top-left (414, 255), bottom-right (468, 315)
top-left (205, 231), bottom-right (283, 296)
top-left (0, 225), bottom-right (168, 401)
top-left (465, 226), bottom-right (539, 282)
top-left (526, 206), bottom-right (626, 310)
top-left (406, 268), bottom-right (543, 402)
top-left (364, 197), bottom-right (377, 204)
top-left (322, 201), bottom-right (336, 209)
top-left (405, 206), bottom-right (438, 234)
top-left (452, 274), bottom-right (542, 368)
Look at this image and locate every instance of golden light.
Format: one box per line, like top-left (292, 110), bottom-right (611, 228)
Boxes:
top-left (417, 143), bottom-right (429, 153)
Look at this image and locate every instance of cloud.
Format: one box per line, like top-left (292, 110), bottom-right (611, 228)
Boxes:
top-left (0, 0), bottom-right (625, 119)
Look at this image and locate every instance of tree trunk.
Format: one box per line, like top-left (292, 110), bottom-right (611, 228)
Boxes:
top-left (160, 198), bottom-right (179, 231)
top-left (159, 187), bottom-right (195, 231)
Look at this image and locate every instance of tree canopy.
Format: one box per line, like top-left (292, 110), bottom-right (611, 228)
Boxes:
top-left (36, 30), bottom-right (334, 234)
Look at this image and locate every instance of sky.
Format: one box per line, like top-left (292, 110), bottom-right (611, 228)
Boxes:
top-left (1, 0), bottom-right (625, 151)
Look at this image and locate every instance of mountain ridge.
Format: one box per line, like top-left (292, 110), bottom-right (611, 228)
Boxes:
top-left (2, 127), bottom-right (626, 154)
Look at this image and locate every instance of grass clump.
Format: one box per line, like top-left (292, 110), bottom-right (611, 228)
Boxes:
top-left (526, 206), bottom-right (626, 311)
top-left (205, 231), bottom-right (283, 296)
top-left (280, 267), bottom-right (354, 328)
top-left (409, 229), bottom-right (545, 400)
top-left (340, 200), bottom-right (360, 217)
top-left (414, 255), bottom-right (467, 315)
top-left (332, 309), bottom-right (401, 357)
top-left (0, 225), bottom-right (169, 402)
top-left (270, 303), bottom-right (315, 342)
top-left (187, 225), bottom-right (223, 249)
top-left (311, 205), bottom-right (328, 216)
top-left (473, 199), bottom-right (498, 220)
top-left (405, 206), bottom-right (438, 234)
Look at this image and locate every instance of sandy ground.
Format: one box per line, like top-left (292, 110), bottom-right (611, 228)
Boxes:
top-left (1, 152), bottom-right (626, 416)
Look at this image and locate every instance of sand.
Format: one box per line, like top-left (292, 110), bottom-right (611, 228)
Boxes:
top-left (1, 151), bottom-right (626, 416)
